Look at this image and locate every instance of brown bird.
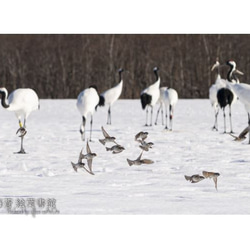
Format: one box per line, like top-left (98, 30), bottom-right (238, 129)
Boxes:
top-left (229, 125), bottom-right (250, 141)
top-left (202, 171), bottom-right (220, 190)
top-left (15, 127), bottom-right (27, 154)
top-left (135, 131), bottom-right (148, 142)
top-left (138, 140), bottom-right (154, 151)
top-left (106, 144), bottom-right (125, 154)
top-left (71, 147), bottom-right (94, 175)
top-left (99, 126), bottom-right (117, 145)
top-left (16, 127), bottom-right (27, 137)
top-left (127, 151), bottom-right (154, 166)
top-left (81, 141), bottom-right (97, 174)
top-left (184, 175), bottom-right (205, 183)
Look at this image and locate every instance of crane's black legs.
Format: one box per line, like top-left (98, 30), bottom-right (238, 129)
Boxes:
top-left (107, 106), bottom-right (111, 125)
top-left (15, 126), bottom-right (27, 154)
top-left (222, 108), bottom-right (226, 133)
top-left (90, 115), bottom-right (93, 142)
top-left (145, 106), bottom-right (149, 126)
top-left (80, 116), bottom-right (86, 141)
top-left (161, 106), bottom-right (164, 125)
top-left (212, 109), bottom-right (219, 131)
top-left (164, 105), bottom-right (168, 129)
top-left (150, 107), bottom-right (153, 126)
top-left (248, 113), bottom-right (250, 144)
top-left (18, 136), bottom-right (26, 154)
top-left (155, 103), bottom-right (163, 125)
top-left (169, 105), bottom-right (173, 131)
top-left (229, 105), bottom-right (233, 133)
top-left (145, 106), bottom-right (153, 126)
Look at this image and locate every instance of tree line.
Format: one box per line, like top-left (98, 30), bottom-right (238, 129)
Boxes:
top-left (0, 34), bottom-right (249, 99)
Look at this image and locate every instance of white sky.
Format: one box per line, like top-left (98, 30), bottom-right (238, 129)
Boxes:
top-left (0, 0), bottom-right (249, 33)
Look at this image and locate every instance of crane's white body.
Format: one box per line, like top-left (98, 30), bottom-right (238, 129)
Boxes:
top-left (164, 88), bottom-right (178, 107)
top-left (101, 80), bottom-right (123, 107)
top-left (140, 67), bottom-right (161, 126)
top-left (227, 81), bottom-right (250, 114)
top-left (0, 87), bottom-right (39, 125)
top-left (77, 87), bottom-right (99, 141)
top-left (163, 87), bottom-right (178, 130)
top-left (77, 88), bottom-right (99, 118)
top-left (209, 74), bottom-right (227, 109)
top-left (155, 86), bottom-right (178, 129)
top-left (100, 69), bottom-right (124, 125)
top-left (224, 60), bottom-right (250, 142)
top-left (141, 77), bottom-right (160, 107)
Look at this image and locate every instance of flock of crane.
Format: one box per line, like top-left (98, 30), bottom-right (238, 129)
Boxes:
top-left (1, 59), bottom-right (250, 155)
top-left (209, 59), bottom-right (250, 143)
top-left (0, 66), bottom-right (178, 153)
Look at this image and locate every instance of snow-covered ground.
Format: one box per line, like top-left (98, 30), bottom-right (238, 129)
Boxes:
top-left (1, 98), bottom-right (250, 214)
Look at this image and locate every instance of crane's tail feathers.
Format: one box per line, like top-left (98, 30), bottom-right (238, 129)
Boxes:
top-left (140, 93), bottom-right (152, 110)
top-left (99, 96), bottom-right (105, 107)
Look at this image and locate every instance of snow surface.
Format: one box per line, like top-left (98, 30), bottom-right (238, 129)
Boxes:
top-left (1, 98), bottom-right (250, 214)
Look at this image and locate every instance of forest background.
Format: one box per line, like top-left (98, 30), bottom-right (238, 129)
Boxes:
top-left (0, 34), bottom-right (248, 99)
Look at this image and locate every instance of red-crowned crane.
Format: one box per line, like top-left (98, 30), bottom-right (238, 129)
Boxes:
top-left (163, 87), bottom-right (178, 131)
top-left (99, 69), bottom-right (123, 125)
top-left (0, 87), bottom-right (39, 153)
top-left (77, 85), bottom-right (100, 141)
top-left (209, 59), bottom-right (227, 131)
top-left (140, 67), bottom-right (160, 126)
top-left (226, 60), bottom-right (250, 143)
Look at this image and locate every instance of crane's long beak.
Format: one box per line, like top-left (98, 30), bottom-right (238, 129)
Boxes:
top-left (234, 69), bottom-right (244, 75)
top-left (211, 63), bottom-right (218, 71)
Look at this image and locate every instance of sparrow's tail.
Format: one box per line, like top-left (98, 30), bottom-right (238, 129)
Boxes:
top-left (71, 162), bottom-right (78, 172)
top-left (184, 175), bottom-right (191, 181)
top-left (99, 139), bottom-right (106, 145)
top-left (139, 145), bottom-right (149, 151)
top-left (228, 133), bottom-right (237, 139)
top-left (127, 159), bottom-right (134, 166)
top-left (106, 147), bottom-right (111, 151)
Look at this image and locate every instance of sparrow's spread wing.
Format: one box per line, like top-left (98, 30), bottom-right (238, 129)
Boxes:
top-left (78, 148), bottom-right (84, 162)
top-left (86, 141), bottom-right (91, 154)
top-left (238, 125), bottom-right (250, 139)
top-left (213, 177), bottom-right (218, 190)
top-left (101, 126), bottom-right (110, 138)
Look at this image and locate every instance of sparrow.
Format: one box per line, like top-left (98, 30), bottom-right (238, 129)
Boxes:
top-left (71, 147), bottom-right (94, 175)
top-left (202, 171), bottom-right (220, 190)
top-left (81, 141), bottom-right (97, 174)
top-left (138, 140), bottom-right (154, 151)
top-left (229, 125), bottom-right (250, 141)
top-left (127, 151), bottom-right (154, 166)
top-left (16, 127), bottom-right (27, 137)
top-left (99, 126), bottom-right (117, 145)
top-left (184, 175), bottom-right (205, 183)
top-left (135, 131), bottom-right (148, 142)
top-left (106, 145), bottom-right (125, 154)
